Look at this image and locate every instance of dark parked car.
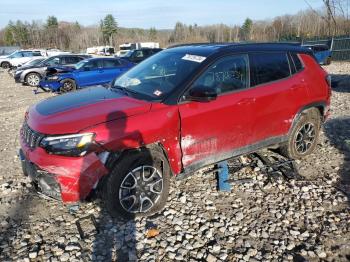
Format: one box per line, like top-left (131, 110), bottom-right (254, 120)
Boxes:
top-left (119, 48), bottom-right (163, 63)
top-left (19, 43), bottom-right (331, 218)
top-left (14, 54), bottom-right (90, 87)
top-left (302, 44), bottom-right (332, 65)
top-left (39, 57), bottom-right (134, 93)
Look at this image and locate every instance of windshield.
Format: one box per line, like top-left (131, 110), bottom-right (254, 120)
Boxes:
top-left (8, 51), bottom-right (22, 58)
top-left (26, 58), bottom-right (45, 66)
top-left (75, 60), bottom-right (87, 69)
top-left (120, 50), bottom-right (133, 57)
top-left (112, 50), bottom-right (205, 100)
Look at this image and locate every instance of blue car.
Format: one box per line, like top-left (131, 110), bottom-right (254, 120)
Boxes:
top-left (39, 57), bottom-right (134, 92)
top-left (302, 44), bottom-right (332, 65)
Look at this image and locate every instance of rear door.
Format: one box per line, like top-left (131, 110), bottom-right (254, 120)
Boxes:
top-left (178, 54), bottom-right (256, 168)
top-left (248, 52), bottom-right (308, 143)
top-left (102, 59), bottom-right (126, 84)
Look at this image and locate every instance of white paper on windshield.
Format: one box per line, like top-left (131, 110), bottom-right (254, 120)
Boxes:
top-left (153, 90), bottom-right (162, 96)
top-left (182, 54), bottom-right (206, 63)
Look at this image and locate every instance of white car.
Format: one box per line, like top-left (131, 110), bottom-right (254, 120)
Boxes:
top-left (0, 50), bottom-right (43, 69)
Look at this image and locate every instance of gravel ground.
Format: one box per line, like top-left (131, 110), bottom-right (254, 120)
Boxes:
top-left (0, 62), bottom-right (349, 262)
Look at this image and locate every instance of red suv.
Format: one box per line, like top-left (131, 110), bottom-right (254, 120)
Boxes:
top-left (19, 43), bottom-right (331, 218)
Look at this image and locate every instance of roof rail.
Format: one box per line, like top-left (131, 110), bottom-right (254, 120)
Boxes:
top-left (167, 41), bottom-right (302, 49)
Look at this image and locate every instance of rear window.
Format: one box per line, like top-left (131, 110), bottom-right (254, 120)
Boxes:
top-left (290, 53), bottom-right (304, 72)
top-left (250, 52), bottom-right (291, 86)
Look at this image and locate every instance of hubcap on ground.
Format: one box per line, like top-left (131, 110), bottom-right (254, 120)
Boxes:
top-left (27, 75), bottom-right (40, 86)
top-left (295, 122), bottom-right (315, 154)
top-left (119, 166), bottom-right (163, 213)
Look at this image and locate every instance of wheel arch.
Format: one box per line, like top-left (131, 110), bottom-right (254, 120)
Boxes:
top-left (289, 102), bottom-right (326, 136)
top-left (24, 71), bottom-right (41, 81)
top-left (105, 142), bottom-right (173, 176)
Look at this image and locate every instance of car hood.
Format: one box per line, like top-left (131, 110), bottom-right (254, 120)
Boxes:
top-left (16, 64), bottom-right (43, 71)
top-left (27, 86), bottom-right (152, 134)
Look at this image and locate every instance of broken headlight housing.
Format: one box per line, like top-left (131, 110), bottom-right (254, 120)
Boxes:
top-left (47, 75), bottom-right (59, 81)
top-left (40, 133), bottom-right (95, 156)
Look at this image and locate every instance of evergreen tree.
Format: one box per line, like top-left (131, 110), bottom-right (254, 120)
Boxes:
top-left (149, 27), bottom-right (157, 41)
top-left (46, 16), bottom-right (58, 29)
top-left (240, 18), bottom-right (253, 41)
top-left (101, 14), bottom-right (118, 45)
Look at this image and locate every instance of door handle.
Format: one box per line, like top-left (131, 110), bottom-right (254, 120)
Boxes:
top-left (238, 97), bottom-right (256, 105)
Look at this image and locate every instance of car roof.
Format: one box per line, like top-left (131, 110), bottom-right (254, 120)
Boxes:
top-left (49, 54), bottom-right (89, 58)
top-left (166, 42), bottom-right (313, 56)
top-left (83, 57), bottom-right (121, 62)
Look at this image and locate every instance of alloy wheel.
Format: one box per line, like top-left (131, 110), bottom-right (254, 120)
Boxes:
top-left (27, 74), bottom-right (40, 86)
top-left (294, 122), bottom-right (316, 154)
top-left (61, 81), bottom-right (74, 92)
top-left (119, 166), bottom-right (163, 213)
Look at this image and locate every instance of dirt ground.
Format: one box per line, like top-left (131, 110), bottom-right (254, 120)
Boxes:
top-left (0, 62), bottom-right (349, 262)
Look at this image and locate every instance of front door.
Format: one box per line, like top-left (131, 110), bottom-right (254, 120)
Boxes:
top-left (178, 54), bottom-right (256, 169)
top-left (77, 59), bottom-right (104, 87)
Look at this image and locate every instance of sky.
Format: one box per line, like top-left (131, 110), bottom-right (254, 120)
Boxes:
top-left (0, 0), bottom-right (325, 29)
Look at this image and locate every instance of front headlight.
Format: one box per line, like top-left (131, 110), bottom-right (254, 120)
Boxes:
top-left (47, 75), bottom-right (59, 81)
top-left (40, 133), bottom-right (95, 156)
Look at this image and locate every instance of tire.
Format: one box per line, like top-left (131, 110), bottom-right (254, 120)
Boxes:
top-left (25, 73), bottom-right (41, 87)
top-left (325, 57), bottom-right (331, 65)
top-left (59, 79), bottom-right (76, 93)
top-left (280, 108), bottom-right (321, 159)
top-left (1, 62), bottom-right (10, 69)
top-left (103, 148), bottom-right (170, 219)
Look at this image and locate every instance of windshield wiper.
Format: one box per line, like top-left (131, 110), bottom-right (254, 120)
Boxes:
top-left (110, 85), bottom-right (140, 96)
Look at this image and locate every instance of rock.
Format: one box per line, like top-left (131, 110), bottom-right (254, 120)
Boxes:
top-left (28, 252), bottom-right (37, 259)
top-left (236, 212), bottom-right (244, 221)
top-left (206, 253), bottom-right (217, 262)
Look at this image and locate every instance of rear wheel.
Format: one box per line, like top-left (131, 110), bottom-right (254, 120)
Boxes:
top-left (1, 62), bottom-right (10, 69)
top-left (59, 79), bottom-right (76, 93)
top-left (103, 148), bottom-right (170, 219)
top-left (325, 57), bottom-right (332, 65)
top-left (280, 108), bottom-right (321, 159)
top-left (25, 73), bottom-right (41, 87)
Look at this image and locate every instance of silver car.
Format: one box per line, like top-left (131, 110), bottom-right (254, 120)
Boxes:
top-left (13, 54), bottom-right (90, 87)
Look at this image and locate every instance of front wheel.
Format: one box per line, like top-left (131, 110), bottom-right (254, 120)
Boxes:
top-left (59, 79), bottom-right (76, 93)
top-left (103, 148), bottom-right (170, 219)
top-left (280, 108), bottom-right (321, 159)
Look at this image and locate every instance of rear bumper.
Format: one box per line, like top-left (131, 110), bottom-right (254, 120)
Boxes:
top-left (19, 137), bottom-right (109, 203)
top-left (14, 73), bottom-right (23, 83)
top-left (39, 80), bottom-right (62, 91)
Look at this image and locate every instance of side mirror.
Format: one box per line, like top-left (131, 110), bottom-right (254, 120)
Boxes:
top-left (186, 86), bottom-right (217, 102)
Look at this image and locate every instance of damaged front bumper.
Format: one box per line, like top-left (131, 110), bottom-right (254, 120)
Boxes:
top-left (19, 149), bottom-right (61, 200)
top-left (39, 80), bottom-right (62, 92)
top-left (19, 139), bottom-right (109, 203)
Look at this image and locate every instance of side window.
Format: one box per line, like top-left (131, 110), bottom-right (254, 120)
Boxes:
top-left (64, 57), bottom-right (80, 64)
top-left (290, 53), bottom-right (304, 72)
top-left (85, 60), bottom-right (103, 69)
top-left (104, 59), bottom-right (121, 68)
top-left (250, 52), bottom-right (290, 86)
top-left (23, 52), bottom-right (32, 57)
top-left (190, 54), bottom-right (249, 94)
top-left (134, 50), bottom-right (144, 58)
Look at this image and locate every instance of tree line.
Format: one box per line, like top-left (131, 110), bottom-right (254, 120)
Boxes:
top-left (0, 1), bottom-right (349, 51)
